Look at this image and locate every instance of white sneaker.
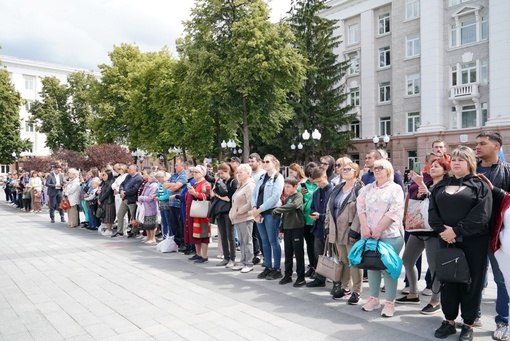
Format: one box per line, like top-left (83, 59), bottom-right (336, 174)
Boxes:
top-left (141, 237), bottom-right (147, 242)
top-left (102, 230), bottom-right (113, 236)
top-left (231, 264), bottom-right (244, 271)
top-left (226, 260), bottom-right (235, 268)
top-left (241, 265), bottom-right (253, 273)
top-left (381, 301), bottom-right (395, 318)
top-left (422, 288), bottom-right (433, 296)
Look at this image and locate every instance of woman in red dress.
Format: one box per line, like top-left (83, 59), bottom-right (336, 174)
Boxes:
top-left (184, 165), bottom-right (212, 263)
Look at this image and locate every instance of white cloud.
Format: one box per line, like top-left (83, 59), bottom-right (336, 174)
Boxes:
top-left (0, 0), bottom-right (292, 70)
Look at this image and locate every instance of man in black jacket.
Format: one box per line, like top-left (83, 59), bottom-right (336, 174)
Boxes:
top-left (112, 165), bottom-right (143, 238)
top-left (476, 131), bottom-right (510, 340)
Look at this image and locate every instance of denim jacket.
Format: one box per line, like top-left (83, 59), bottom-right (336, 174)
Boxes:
top-left (251, 172), bottom-right (284, 214)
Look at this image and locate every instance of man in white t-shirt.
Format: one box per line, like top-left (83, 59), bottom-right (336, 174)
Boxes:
top-left (248, 153), bottom-right (265, 264)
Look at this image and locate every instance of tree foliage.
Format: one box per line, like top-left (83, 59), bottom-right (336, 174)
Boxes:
top-left (285, 0), bottom-right (354, 159)
top-left (84, 144), bottom-right (133, 170)
top-left (0, 68), bottom-right (32, 164)
top-left (29, 72), bottom-right (95, 152)
top-left (177, 0), bottom-right (307, 161)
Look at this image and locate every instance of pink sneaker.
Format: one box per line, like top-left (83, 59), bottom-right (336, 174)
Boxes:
top-left (362, 297), bottom-right (381, 312)
top-left (381, 300), bottom-right (395, 317)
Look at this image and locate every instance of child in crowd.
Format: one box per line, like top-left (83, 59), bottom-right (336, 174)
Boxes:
top-left (272, 177), bottom-right (306, 287)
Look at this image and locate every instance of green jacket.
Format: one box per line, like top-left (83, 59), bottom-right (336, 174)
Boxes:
top-left (299, 180), bottom-right (318, 225)
top-left (272, 192), bottom-right (304, 231)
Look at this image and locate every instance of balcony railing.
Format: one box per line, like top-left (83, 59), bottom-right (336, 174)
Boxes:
top-left (450, 83), bottom-right (479, 99)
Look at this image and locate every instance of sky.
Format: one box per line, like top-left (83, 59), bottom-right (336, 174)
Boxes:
top-left (0, 0), bottom-right (292, 71)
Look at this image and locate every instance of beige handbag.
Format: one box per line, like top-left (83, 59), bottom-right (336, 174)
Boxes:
top-left (190, 200), bottom-right (210, 218)
top-left (315, 242), bottom-right (343, 282)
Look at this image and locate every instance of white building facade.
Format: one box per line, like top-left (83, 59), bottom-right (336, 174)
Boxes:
top-left (0, 55), bottom-right (94, 174)
top-left (322, 0), bottom-right (510, 170)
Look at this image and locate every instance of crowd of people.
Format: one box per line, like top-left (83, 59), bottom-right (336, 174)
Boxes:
top-left (3, 131), bottom-right (510, 341)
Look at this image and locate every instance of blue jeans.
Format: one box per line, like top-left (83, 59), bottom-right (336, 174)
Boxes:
top-left (160, 209), bottom-right (172, 237)
top-left (256, 212), bottom-right (281, 269)
top-left (489, 249), bottom-right (509, 324)
top-left (88, 208), bottom-right (97, 229)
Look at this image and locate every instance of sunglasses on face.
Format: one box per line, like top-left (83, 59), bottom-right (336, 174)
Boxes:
top-left (335, 164), bottom-right (343, 167)
top-left (263, 160), bottom-right (271, 164)
top-left (373, 166), bottom-right (385, 171)
top-left (342, 167), bottom-right (353, 172)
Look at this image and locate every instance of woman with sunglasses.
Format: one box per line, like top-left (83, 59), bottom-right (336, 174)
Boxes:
top-left (357, 159), bottom-right (405, 318)
top-left (252, 155), bottom-right (285, 280)
top-left (326, 162), bottom-right (363, 304)
top-left (331, 157), bottom-right (352, 186)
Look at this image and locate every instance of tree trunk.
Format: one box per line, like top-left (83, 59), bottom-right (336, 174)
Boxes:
top-left (242, 95), bottom-right (250, 163)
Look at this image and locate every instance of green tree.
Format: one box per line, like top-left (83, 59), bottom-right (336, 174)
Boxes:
top-left (0, 67), bottom-right (32, 163)
top-left (29, 72), bottom-right (95, 152)
top-left (90, 44), bottom-right (145, 145)
top-left (286, 0), bottom-right (354, 160)
top-left (177, 0), bottom-right (307, 161)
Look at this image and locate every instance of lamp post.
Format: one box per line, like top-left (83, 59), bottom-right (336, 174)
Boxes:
top-left (131, 149), bottom-right (146, 168)
top-left (168, 147), bottom-right (182, 173)
top-left (372, 135), bottom-right (391, 149)
top-left (302, 129), bottom-right (322, 162)
top-left (221, 139), bottom-right (240, 157)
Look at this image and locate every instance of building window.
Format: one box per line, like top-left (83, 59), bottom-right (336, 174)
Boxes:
top-left (406, 0), bottom-right (420, 20)
top-left (408, 151), bottom-right (417, 170)
top-left (451, 62), bottom-right (477, 86)
top-left (451, 106), bottom-right (458, 129)
top-left (25, 121), bottom-right (34, 133)
top-left (350, 154), bottom-right (360, 165)
top-left (378, 13), bottom-right (390, 35)
top-left (1, 165), bottom-right (11, 174)
top-left (350, 87), bottom-right (360, 107)
top-left (461, 105), bottom-right (477, 128)
top-left (24, 100), bottom-right (33, 112)
top-left (347, 52), bottom-right (360, 75)
top-left (379, 82), bottom-right (391, 103)
top-left (379, 47), bottom-right (391, 68)
top-left (481, 102), bottom-right (488, 126)
top-left (24, 75), bottom-right (35, 91)
top-left (380, 117), bottom-right (391, 136)
top-left (451, 13), bottom-right (488, 48)
top-left (406, 34), bottom-right (420, 57)
top-left (348, 24), bottom-right (360, 45)
top-left (407, 112), bottom-right (420, 133)
top-left (481, 60), bottom-right (488, 83)
top-left (350, 121), bottom-right (360, 138)
top-left (449, 0), bottom-right (472, 6)
top-left (406, 73), bottom-right (421, 96)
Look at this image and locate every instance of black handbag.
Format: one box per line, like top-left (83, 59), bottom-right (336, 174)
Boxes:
top-left (357, 240), bottom-right (386, 271)
top-left (435, 246), bottom-right (471, 284)
top-left (96, 206), bottom-right (105, 219)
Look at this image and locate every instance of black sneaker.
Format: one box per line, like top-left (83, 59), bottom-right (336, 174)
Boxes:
top-left (293, 278), bottom-right (306, 287)
top-left (330, 282), bottom-right (341, 295)
top-left (305, 268), bottom-right (315, 277)
top-left (421, 303), bottom-right (441, 315)
top-left (188, 254), bottom-right (200, 261)
top-left (257, 267), bottom-right (271, 279)
top-left (306, 279), bottom-right (326, 288)
top-left (253, 256), bottom-right (261, 265)
top-left (434, 320), bottom-right (456, 339)
top-left (194, 257), bottom-right (209, 264)
top-left (348, 292), bottom-right (361, 305)
top-left (279, 276), bottom-right (292, 285)
top-left (459, 325), bottom-right (473, 341)
top-left (395, 296), bottom-right (420, 305)
top-left (332, 288), bottom-right (352, 300)
top-left (266, 269), bottom-right (283, 280)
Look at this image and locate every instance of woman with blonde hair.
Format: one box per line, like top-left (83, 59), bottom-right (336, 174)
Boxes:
top-left (326, 162), bottom-right (363, 304)
top-left (64, 168), bottom-right (81, 228)
top-left (429, 146), bottom-right (492, 340)
top-left (331, 157), bottom-right (353, 186)
top-left (357, 159), bottom-right (405, 317)
top-left (251, 154), bottom-right (285, 280)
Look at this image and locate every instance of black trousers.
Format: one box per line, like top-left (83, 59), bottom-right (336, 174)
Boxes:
top-left (284, 228), bottom-right (305, 279)
top-left (217, 213), bottom-right (236, 261)
top-left (313, 237), bottom-right (326, 283)
top-left (440, 235), bottom-right (489, 325)
top-left (252, 221), bottom-right (262, 256)
top-left (304, 224), bottom-right (315, 267)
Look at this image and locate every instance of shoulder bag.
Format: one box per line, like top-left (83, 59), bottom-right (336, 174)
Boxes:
top-left (59, 198), bottom-right (71, 211)
top-left (435, 245), bottom-right (471, 284)
top-left (405, 198), bottom-right (433, 232)
top-left (315, 242), bottom-right (342, 282)
top-left (190, 183), bottom-right (211, 218)
top-left (356, 239), bottom-right (386, 271)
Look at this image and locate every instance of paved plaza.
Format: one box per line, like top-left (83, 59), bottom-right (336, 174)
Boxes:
top-left (0, 197), bottom-right (502, 340)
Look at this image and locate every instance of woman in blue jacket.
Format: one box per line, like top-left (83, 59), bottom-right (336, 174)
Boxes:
top-left (251, 154), bottom-right (284, 281)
